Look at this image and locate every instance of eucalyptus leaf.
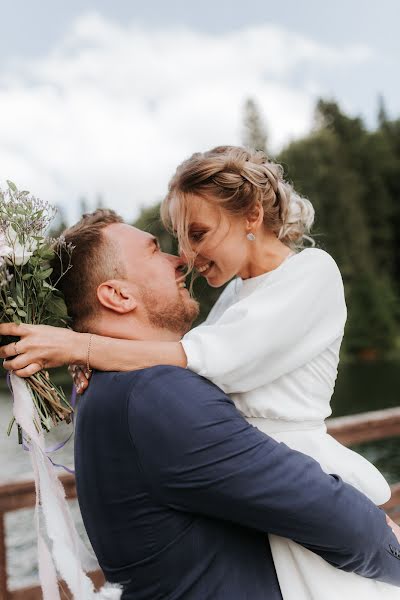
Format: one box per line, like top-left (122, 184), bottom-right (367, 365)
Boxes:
top-left (6, 180), bottom-right (17, 192)
top-left (40, 249), bottom-right (55, 260)
top-left (47, 295), bottom-right (69, 319)
top-left (38, 267), bottom-right (53, 279)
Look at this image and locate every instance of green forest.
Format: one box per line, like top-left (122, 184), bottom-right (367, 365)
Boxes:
top-left (134, 98), bottom-right (400, 360)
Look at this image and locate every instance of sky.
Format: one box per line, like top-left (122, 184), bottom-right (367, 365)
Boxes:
top-left (0, 0), bottom-right (399, 223)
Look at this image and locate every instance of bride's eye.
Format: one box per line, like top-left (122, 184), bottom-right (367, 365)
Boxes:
top-left (190, 231), bottom-right (205, 242)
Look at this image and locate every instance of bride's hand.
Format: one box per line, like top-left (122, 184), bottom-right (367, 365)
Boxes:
top-left (0, 322), bottom-right (87, 377)
top-left (69, 364), bottom-right (91, 394)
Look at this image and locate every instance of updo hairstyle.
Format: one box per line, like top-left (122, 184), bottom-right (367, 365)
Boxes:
top-left (161, 145), bottom-right (314, 266)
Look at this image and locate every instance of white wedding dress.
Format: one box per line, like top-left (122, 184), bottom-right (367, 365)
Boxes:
top-left (182, 248), bottom-right (400, 599)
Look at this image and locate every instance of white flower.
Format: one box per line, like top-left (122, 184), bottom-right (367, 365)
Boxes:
top-left (0, 231), bottom-right (13, 258)
top-left (0, 226), bottom-right (34, 266)
top-left (11, 247), bottom-right (33, 266)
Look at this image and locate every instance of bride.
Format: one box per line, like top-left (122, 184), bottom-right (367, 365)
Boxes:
top-left (1, 146), bottom-right (399, 598)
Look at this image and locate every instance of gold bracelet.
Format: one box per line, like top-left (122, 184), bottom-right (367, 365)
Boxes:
top-left (86, 333), bottom-right (93, 373)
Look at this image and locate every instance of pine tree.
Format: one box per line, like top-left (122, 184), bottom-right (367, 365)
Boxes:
top-left (242, 98), bottom-right (268, 153)
top-left (377, 95), bottom-right (389, 129)
top-left (279, 98), bottom-right (399, 356)
top-left (345, 273), bottom-right (398, 357)
top-left (315, 100), bottom-right (395, 274)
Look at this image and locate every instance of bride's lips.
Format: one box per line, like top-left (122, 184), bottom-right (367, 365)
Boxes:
top-left (196, 261), bottom-right (214, 276)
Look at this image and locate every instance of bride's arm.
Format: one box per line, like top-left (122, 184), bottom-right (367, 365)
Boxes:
top-left (84, 335), bottom-right (187, 372)
top-left (0, 323), bottom-right (187, 377)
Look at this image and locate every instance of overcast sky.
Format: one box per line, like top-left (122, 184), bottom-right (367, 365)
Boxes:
top-left (0, 0), bottom-right (398, 223)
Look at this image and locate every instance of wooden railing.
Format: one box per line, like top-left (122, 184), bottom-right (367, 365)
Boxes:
top-left (1, 406), bottom-right (400, 599)
top-left (327, 406), bottom-right (400, 522)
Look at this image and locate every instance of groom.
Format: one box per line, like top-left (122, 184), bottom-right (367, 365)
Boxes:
top-left (5, 209), bottom-right (400, 598)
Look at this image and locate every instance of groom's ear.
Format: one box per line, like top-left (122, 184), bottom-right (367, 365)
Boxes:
top-left (97, 280), bottom-right (138, 314)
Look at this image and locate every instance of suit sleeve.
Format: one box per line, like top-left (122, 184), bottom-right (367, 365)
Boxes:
top-left (128, 366), bottom-right (400, 587)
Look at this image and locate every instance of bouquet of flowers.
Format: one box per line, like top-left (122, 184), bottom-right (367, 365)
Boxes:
top-left (0, 182), bottom-right (121, 599)
top-left (0, 180), bottom-right (74, 438)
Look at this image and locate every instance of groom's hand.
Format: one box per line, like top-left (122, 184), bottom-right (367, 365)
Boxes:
top-left (386, 514), bottom-right (400, 544)
top-left (68, 364), bottom-right (91, 394)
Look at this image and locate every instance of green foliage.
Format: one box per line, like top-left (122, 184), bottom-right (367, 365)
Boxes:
top-left (279, 99), bottom-right (400, 356)
top-left (345, 273), bottom-right (399, 356)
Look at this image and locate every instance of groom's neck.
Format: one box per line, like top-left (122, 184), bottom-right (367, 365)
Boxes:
top-left (89, 315), bottom-right (183, 342)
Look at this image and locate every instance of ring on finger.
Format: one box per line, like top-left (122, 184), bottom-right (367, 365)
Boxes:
top-left (14, 341), bottom-right (20, 356)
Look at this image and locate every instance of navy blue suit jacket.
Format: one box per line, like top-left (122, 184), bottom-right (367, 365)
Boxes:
top-left (75, 367), bottom-right (400, 599)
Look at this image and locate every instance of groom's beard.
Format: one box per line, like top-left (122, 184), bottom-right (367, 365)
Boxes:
top-left (140, 287), bottom-right (199, 336)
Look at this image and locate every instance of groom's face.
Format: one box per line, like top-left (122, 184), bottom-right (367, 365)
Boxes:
top-left (104, 223), bottom-right (199, 334)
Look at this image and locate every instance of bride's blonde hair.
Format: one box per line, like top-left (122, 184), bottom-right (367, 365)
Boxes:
top-left (161, 146), bottom-right (315, 267)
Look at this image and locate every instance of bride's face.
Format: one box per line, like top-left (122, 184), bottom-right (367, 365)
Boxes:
top-left (177, 196), bottom-right (250, 287)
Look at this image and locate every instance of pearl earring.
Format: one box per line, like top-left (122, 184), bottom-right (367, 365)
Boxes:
top-left (247, 232), bottom-right (256, 241)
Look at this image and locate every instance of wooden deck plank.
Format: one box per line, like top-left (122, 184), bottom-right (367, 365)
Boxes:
top-left (9, 570), bottom-right (105, 599)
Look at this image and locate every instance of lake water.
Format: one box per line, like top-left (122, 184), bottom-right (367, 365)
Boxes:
top-left (0, 361), bottom-right (399, 590)
top-left (331, 360), bottom-right (400, 484)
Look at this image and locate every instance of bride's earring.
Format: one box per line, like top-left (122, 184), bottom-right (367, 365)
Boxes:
top-left (247, 232), bottom-right (256, 241)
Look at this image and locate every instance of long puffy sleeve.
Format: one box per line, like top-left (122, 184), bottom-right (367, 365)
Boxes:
top-left (181, 249), bottom-right (347, 394)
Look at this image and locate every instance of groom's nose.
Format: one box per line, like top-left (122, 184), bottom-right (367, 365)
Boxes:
top-left (165, 253), bottom-right (186, 269)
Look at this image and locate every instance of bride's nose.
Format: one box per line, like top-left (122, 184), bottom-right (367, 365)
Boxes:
top-left (179, 246), bottom-right (195, 266)
top-left (179, 250), bottom-right (189, 265)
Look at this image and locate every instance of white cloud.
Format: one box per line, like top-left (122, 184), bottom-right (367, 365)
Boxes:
top-left (0, 12), bottom-right (373, 223)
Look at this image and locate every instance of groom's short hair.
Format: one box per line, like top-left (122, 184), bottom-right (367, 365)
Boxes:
top-left (51, 209), bottom-right (125, 332)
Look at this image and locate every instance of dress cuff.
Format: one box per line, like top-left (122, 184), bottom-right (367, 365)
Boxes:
top-left (180, 337), bottom-right (203, 375)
